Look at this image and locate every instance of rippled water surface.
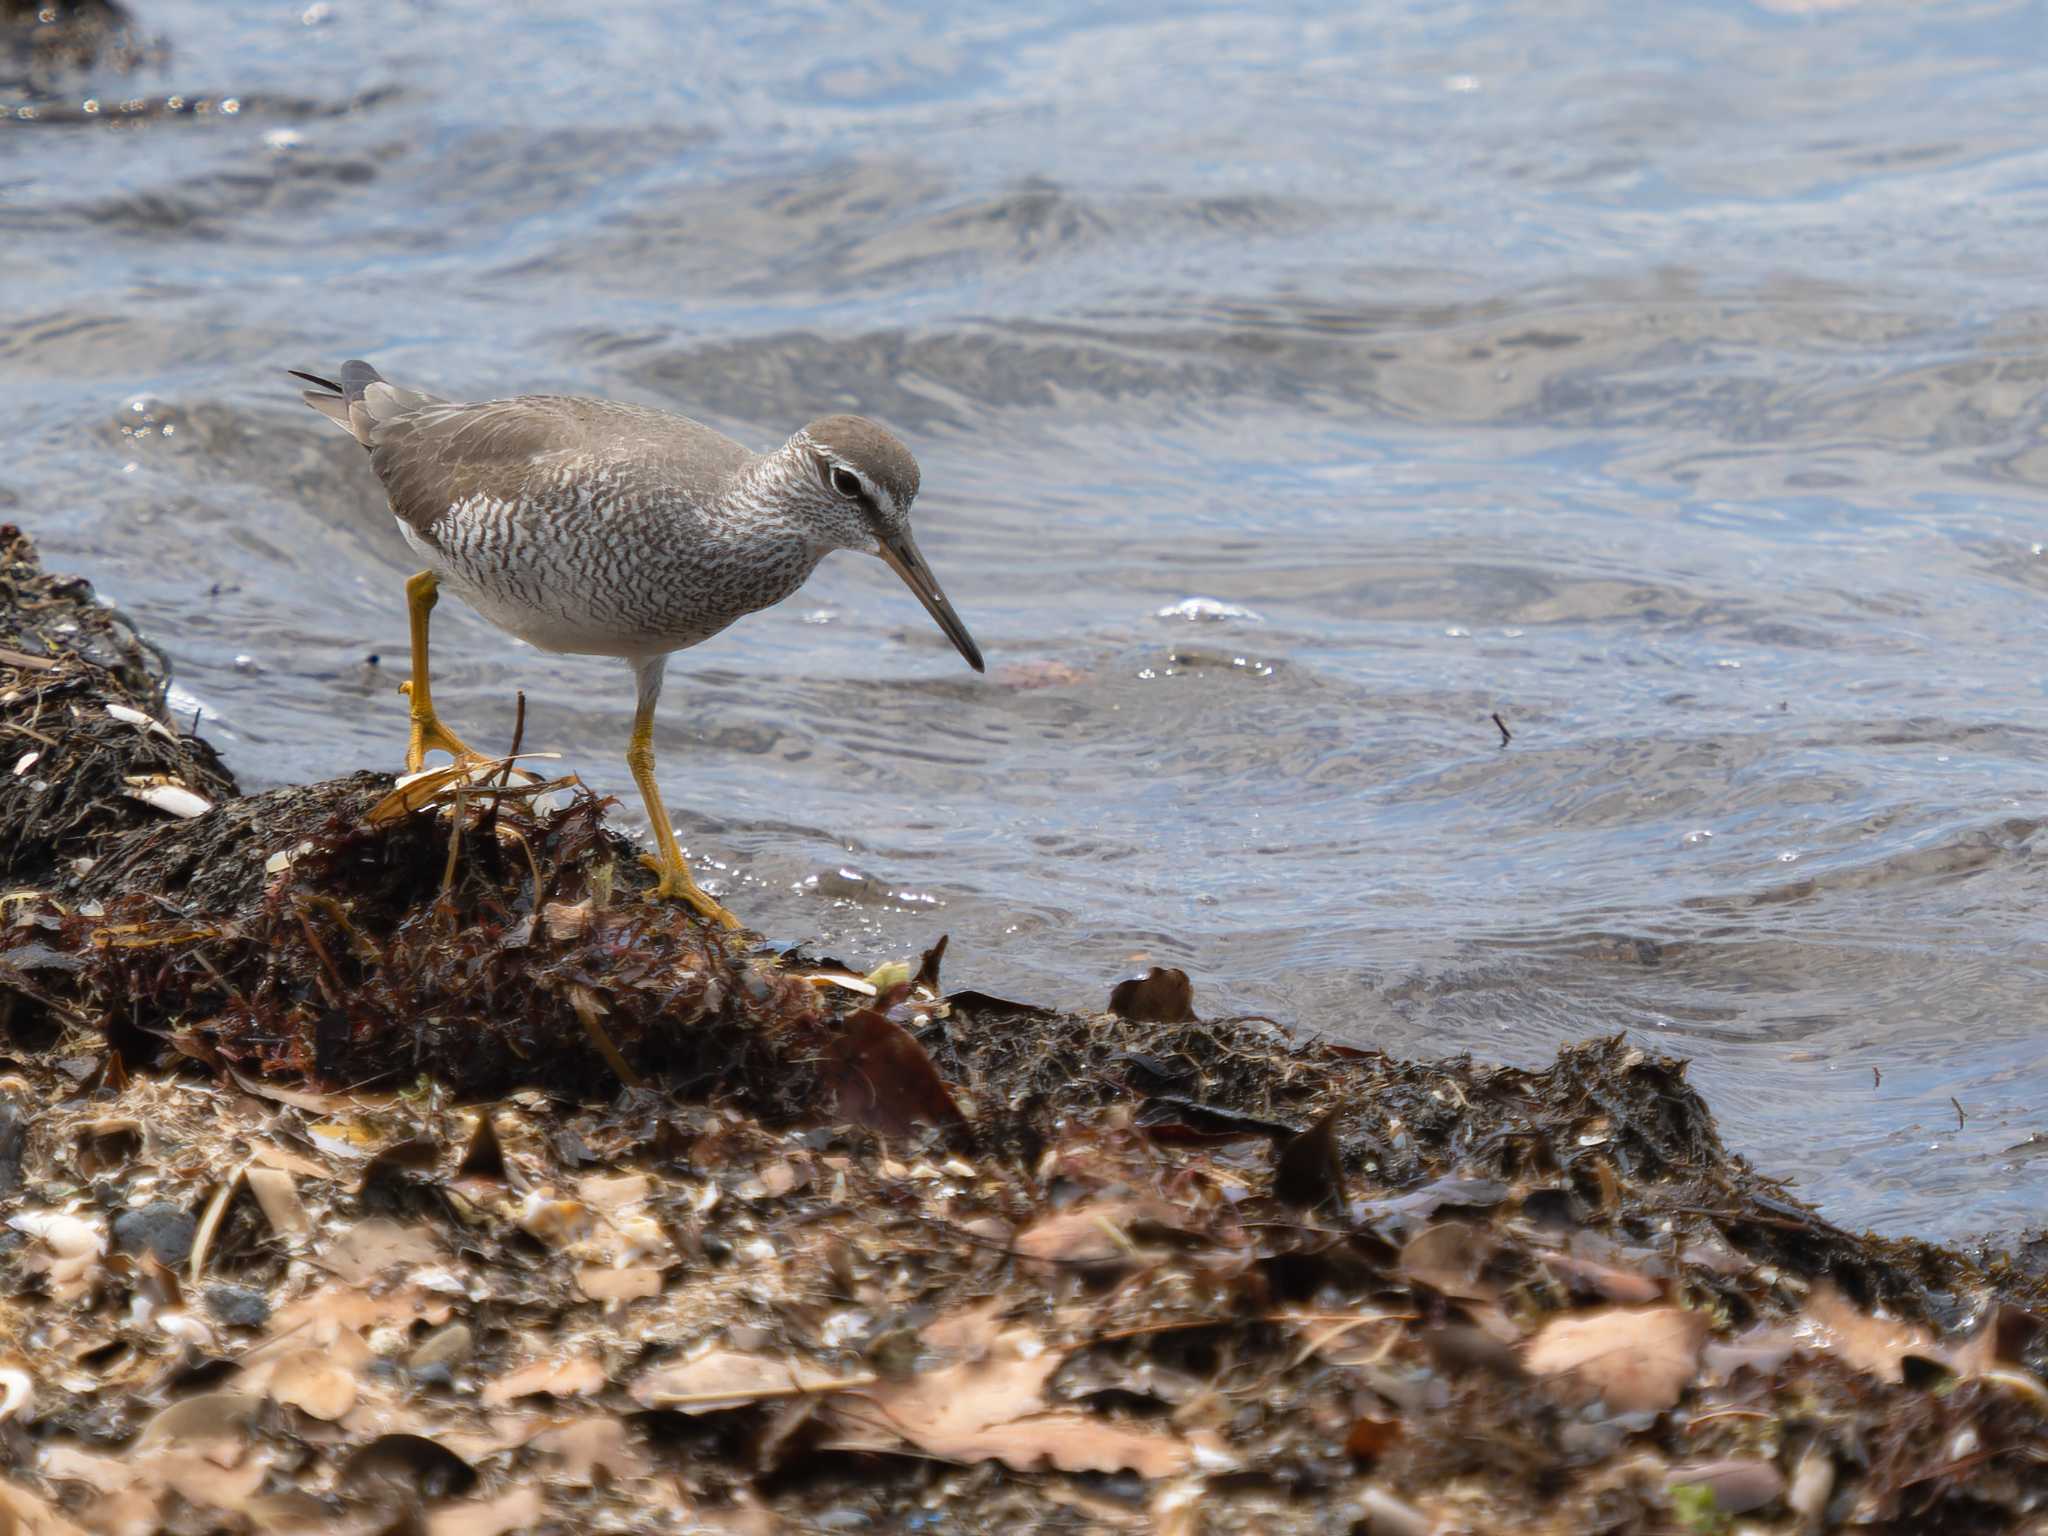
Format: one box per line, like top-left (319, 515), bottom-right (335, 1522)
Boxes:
top-left (6, 0), bottom-right (2046, 1240)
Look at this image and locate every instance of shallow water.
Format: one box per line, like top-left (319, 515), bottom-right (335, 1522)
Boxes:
top-left (5, 0), bottom-right (2045, 1241)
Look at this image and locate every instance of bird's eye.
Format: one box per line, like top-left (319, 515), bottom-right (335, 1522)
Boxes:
top-left (829, 467), bottom-right (862, 500)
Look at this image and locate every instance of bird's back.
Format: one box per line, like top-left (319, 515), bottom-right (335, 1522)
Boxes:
top-left (370, 394), bottom-right (756, 545)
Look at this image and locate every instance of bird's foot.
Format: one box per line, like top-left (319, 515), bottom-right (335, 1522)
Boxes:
top-left (399, 680), bottom-right (486, 774)
top-left (640, 852), bottom-right (744, 931)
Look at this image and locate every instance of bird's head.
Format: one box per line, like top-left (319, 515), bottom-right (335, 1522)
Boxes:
top-left (791, 415), bottom-right (983, 673)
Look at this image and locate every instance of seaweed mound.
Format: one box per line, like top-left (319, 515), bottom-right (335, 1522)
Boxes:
top-left (1, 524), bottom-right (2044, 1536)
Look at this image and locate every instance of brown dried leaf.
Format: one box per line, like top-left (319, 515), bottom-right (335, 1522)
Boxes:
top-left (133, 1390), bottom-right (263, 1450)
top-left (321, 1218), bottom-right (442, 1284)
top-left (425, 1485), bottom-right (544, 1536)
top-left (266, 1280), bottom-right (448, 1341)
top-left (540, 899), bottom-right (593, 941)
top-left (577, 1265), bottom-right (665, 1301)
top-left (1399, 1221), bottom-right (1499, 1301)
top-left (1523, 1305), bottom-right (1706, 1412)
top-left (481, 1354), bottom-right (606, 1407)
top-left (241, 1489), bottom-right (348, 1536)
top-left (849, 1342), bottom-right (1199, 1476)
top-left (243, 1166), bottom-right (311, 1243)
top-left (239, 1130), bottom-right (335, 1179)
top-left (820, 1006), bottom-right (965, 1138)
top-left (39, 1443), bottom-right (129, 1493)
top-left (1013, 1197), bottom-right (1187, 1270)
top-left (1273, 1110), bottom-right (1345, 1211)
top-left (1345, 1414), bottom-right (1402, 1463)
top-left (1541, 1249), bottom-right (1662, 1304)
top-left (532, 1417), bottom-right (654, 1484)
top-left (1802, 1281), bottom-right (1946, 1383)
top-left (153, 1451), bottom-right (269, 1513)
top-left (1108, 966), bottom-right (1195, 1023)
top-left (267, 1348), bottom-right (358, 1421)
top-left (632, 1349), bottom-right (871, 1413)
top-left (576, 1172), bottom-right (654, 1210)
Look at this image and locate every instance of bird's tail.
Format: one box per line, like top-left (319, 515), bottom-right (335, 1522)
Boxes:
top-left (289, 358), bottom-right (444, 448)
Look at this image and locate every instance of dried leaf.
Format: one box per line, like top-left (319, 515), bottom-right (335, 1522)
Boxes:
top-left (267, 1348), bottom-right (357, 1420)
top-left (1345, 1414), bottom-right (1402, 1463)
top-left (266, 1280), bottom-right (448, 1342)
top-left (1524, 1305), bottom-right (1706, 1412)
top-left (155, 1450), bottom-right (268, 1511)
top-left (820, 1006), bottom-right (965, 1138)
top-left (846, 1339), bottom-right (1202, 1476)
top-left (425, 1486), bottom-right (544, 1536)
top-left (631, 1349), bottom-right (872, 1413)
top-left (532, 1417), bottom-right (653, 1483)
top-left (911, 932), bottom-right (948, 993)
top-left (1399, 1221), bottom-right (1499, 1301)
top-left (1013, 1197), bottom-right (1188, 1269)
top-left (241, 1490), bottom-right (341, 1535)
top-left (1355, 1486), bottom-right (1435, 1536)
top-left (540, 899), bottom-right (594, 941)
top-left (321, 1218), bottom-right (442, 1283)
top-left (1664, 1457), bottom-right (1787, 1515)
top-left (134, 1390), bottom-right (263, 1450)
top-left (1273, 1110), bottom-right (1345, 1211)
top-left (1540, 1249), bottom-right (1662, 1304)
top-left (1108, 966), bottom-right (1195, 1022)
top-left (577, 1265), bottom-right (664, 1301)
top-left (481, 1355), bottom-right (606, 1407)
top-left (1800, 1281), bottom-right (1946, 1384)
top-left (39, 1444), bottom-right (130, 1492)
top-left (243, 1166), bottom-right (311, 1244)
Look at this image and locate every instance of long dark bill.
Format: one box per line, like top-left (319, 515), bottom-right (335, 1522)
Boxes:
top-left (879, 534), bottom-right (985, 673)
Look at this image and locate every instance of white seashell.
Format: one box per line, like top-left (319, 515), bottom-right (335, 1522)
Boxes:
top-left (123, 782), bottom-right (212, 819)
top-left (105, 704), bottom-right (178, 741)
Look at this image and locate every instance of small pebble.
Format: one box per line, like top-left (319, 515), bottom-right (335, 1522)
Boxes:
top-left (112, 1202), bottom-right (195, 1265)
top-left (204, 1285), bottom-right (271, 1328)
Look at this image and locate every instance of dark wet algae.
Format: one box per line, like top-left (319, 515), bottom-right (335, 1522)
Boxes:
top-left (1, 521), bottom-right (2045, 1533)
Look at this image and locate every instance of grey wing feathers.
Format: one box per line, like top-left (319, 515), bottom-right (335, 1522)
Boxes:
top-left (293, 365), bottom-right (760, 544)
top-left (290, 358), bottom-right (446, 450)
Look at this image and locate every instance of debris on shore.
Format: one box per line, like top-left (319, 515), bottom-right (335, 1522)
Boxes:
top-left (1, 523), bottom-right (2043, 1534)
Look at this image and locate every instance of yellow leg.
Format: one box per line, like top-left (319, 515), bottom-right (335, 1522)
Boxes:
top-left (400, 570), bottom-right (483, 773)
top-left (626, 677), bottom-right (742, 931)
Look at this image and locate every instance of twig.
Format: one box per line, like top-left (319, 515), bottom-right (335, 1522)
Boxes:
top-left (440, 783), bottom-right (467, 897)
top-left (498, 822), bottom-right (545, 917)
top-left (479, 690), bottom-right (528, 844)
top-left (293, 904), bottom-right (345, 1008)
top-left (1952, 1096), bottom-right (1966, 1131)
top-left (567, 982), bottom-right (644, 1089)
top-left (500, 691), bottom-right (526, 787)
top-left (1492, 711), bottom-right (1512, 746)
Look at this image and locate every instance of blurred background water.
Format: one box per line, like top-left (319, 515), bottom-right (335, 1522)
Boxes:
top-left (4, 0), bottom-right (2045, 1242)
